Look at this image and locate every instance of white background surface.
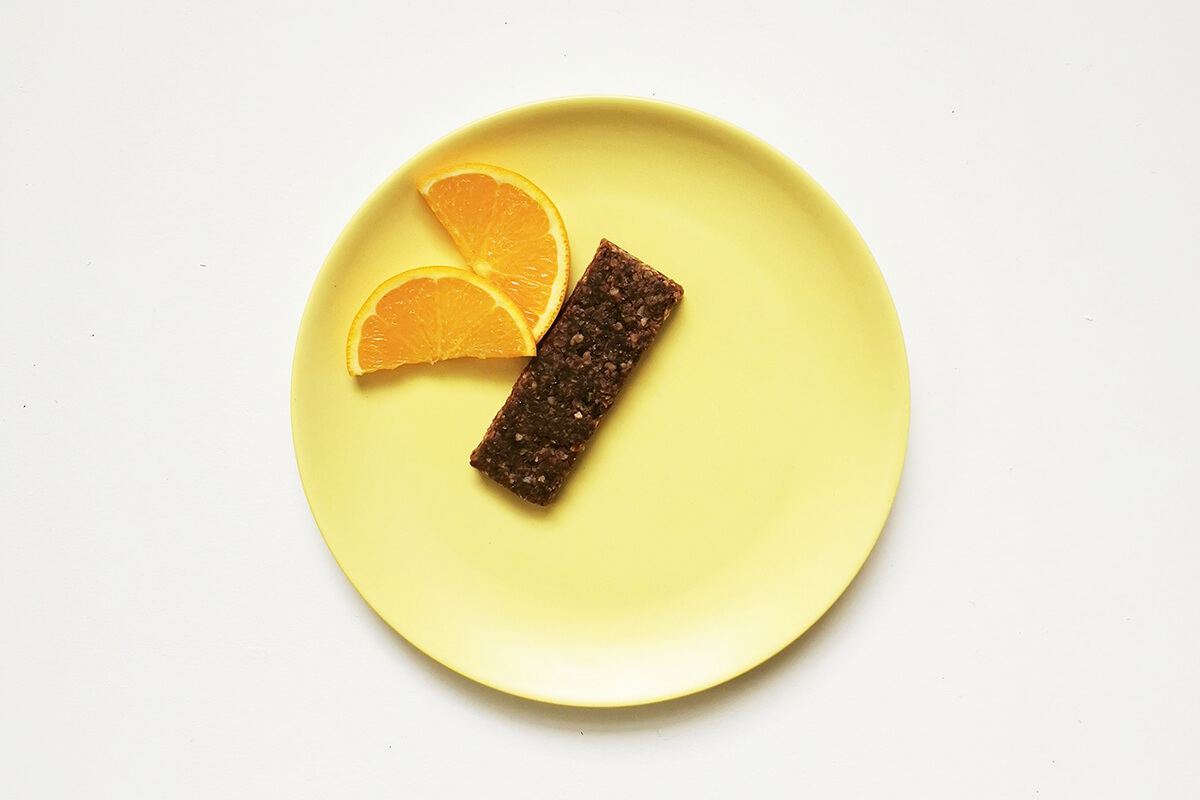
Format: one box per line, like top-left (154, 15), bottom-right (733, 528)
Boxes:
top-left (3, 1), bottom-right (1198, 796)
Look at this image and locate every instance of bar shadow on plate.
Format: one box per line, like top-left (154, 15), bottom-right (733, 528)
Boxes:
top-left (358, 469), bottom-right (910, 732)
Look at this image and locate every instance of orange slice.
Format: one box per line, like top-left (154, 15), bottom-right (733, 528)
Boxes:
top-left (417, 163), bottom-right (570, 341)
top-left (347, 266), bottom-right (536, 376)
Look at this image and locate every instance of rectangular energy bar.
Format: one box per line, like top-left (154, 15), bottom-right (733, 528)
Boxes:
top-left (470, 239), bottom-right (684, 505)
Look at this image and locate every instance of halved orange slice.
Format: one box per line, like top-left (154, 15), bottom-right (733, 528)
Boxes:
top-left (418, 164), bottom-right (570, 341)
top-left (346, 266), bottom-right (536, 376)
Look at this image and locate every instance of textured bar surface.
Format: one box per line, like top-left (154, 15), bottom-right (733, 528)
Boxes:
top-left (470, 239), bottom-right (684, 505)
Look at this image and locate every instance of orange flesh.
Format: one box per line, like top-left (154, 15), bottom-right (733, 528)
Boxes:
top-left (422, 174), bottom-right (558, 333)
top-left (353, 274), bottom-right (533, 373)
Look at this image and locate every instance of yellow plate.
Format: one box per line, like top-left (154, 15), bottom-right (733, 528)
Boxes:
top-left (291, 97), bottom-right (909, 707)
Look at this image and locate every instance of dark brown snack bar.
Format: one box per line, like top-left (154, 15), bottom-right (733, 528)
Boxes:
top-left (470, 239), bottom-right (684, 505)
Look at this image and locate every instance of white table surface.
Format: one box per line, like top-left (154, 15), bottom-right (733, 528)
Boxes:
top-left (3, 1), bottom-right (1198, 796)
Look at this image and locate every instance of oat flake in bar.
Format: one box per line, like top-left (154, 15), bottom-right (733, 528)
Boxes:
top-left (470, 239), bottom-right (684, 505)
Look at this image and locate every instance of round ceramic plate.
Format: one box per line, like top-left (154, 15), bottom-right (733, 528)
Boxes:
top-left (291, 97), bottom-right (909, 707)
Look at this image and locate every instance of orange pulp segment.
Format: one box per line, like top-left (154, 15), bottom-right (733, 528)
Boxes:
top-left (417, 163), bottom-right (570, 341)
top-left (347, 266), bottom-right (536, 376)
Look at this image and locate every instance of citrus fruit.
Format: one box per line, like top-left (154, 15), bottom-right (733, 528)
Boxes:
top-left (417, 163), bottom-right (570, 341)
top-left (346, 266), bottom-right (536, 376)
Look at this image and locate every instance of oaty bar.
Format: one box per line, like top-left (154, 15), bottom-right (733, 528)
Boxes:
top-left (470, 239), bottom-right (684, 505)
